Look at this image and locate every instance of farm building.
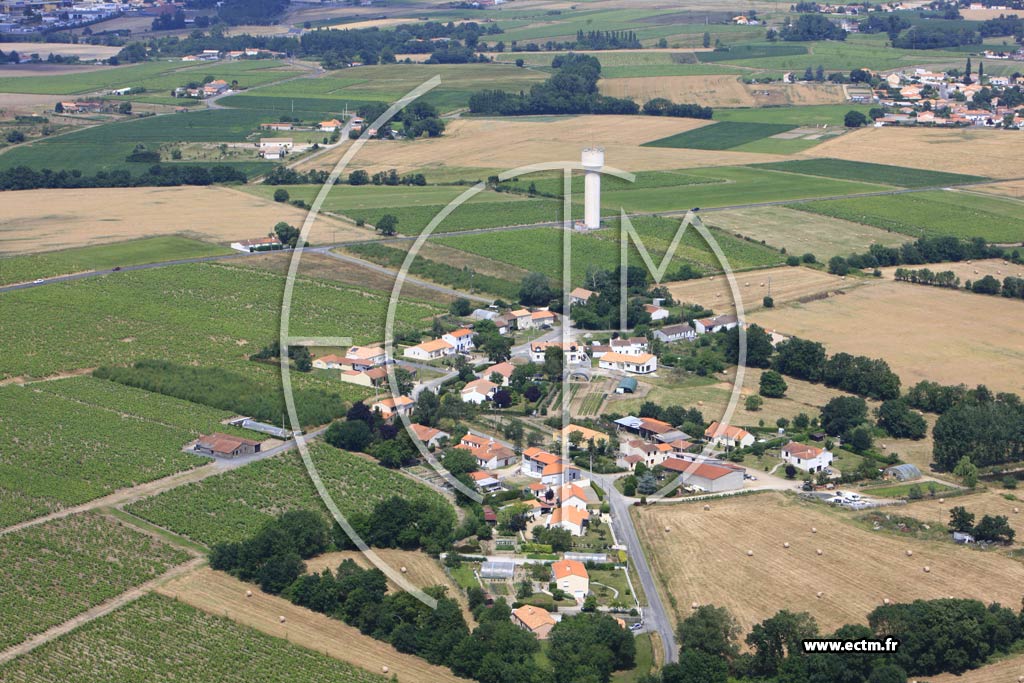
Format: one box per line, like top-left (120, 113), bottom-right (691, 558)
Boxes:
top-left (644, 304), bottom-right (669, 321)
top-left (552, 559), bottom-right (590, 602)
top-left (654, 323), bottom-right (696, 343)
top-left (512, 605), bottom-right (557, 639)
top-left (258, 138), bottom-right (293, 159)
top-left (661, 458), bottom-right (745, 493)
top-left (780, 441), bottom-right (834, 473)
top-left (884, 464), bottom-right (922, 482)
top-left (193, 433), bottom-right (261, 458)
top-left (481, 561), bottom-right (515, 580)
top-left (227, 418), bottom-right (292, 439)
top-left (616, 377), bottom-right (638, 393)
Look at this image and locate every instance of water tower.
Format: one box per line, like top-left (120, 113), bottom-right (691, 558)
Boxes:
top-left (581, 147), bottom-right (604, 230)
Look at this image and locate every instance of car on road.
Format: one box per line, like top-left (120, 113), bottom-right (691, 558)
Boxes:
top-left (32, 278), bottom-right (44, 284)
top-left (112, 266), bottom-right (122, 271)
top-left (630, 623), bottom-right (643, 631)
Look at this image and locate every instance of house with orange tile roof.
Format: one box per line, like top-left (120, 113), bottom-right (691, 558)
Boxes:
top-left (511, 605), bottom-right (557, 639)
top-left (541, 461), bottom-right (583, 487)
top-left (442, 328), bottom-right (475, 353)
top-left (409, 423), bottom-right (449, 449)
top-left (522, 447), bottom-right (560, 477)
top-left (193, 433), bottom-right (262, 458)
top-left (780, 441), bottom-right (833, 473)
top-left (598, 351), bottom-right (658, 375)
top-left (548, 505), bottom-right (589, 536)
top-left (461, 378), bottom-right (499, 404)
top-left (552, 559), bottom-right (589, 601)
top-left (704, 421), bottom-right (754, 450)
top-left (370, 395), bottom-right (414, 420)
top-left (455, 432), bottom-right (516, 469)
top-left (403, 338), bottom-right (454, 361)
top-left (481, 361), bottom-right (516, 386)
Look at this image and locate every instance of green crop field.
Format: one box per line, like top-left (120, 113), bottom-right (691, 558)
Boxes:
top-left (0, 236), bottom-right (232, 286)
top-left (712, 35), bottom-right (971, 71)
top-left (0, 593), bottom-right (386, 683)
top-left (0, 109), bottom-right (277, 174)
top-left (246, 182), bottom-right (531, 214)
top-left (713, 104), bottom-right (873, 127)
top-left (600, 63), bottom-right (742, 78)
top-left (0, 59), bottom-right (301, 95)
top-left (350, 197), bottom-right (568, 235)
top-left (750, 159), bottom-right (987, 188)
top-left (436, 216), bottom-right (783, 285)
top-left (789, 190), bottom-right (1024, 243)
top-left (499, 168), bottom-right (722, 198)
top-left (643, 122), bottom-right (796, 150)
top-left (697, 44), bottom-right (809, 63)
top-left (0, 384), bottom-right (207, 527)
top-left (601, 166), bottom-right (887, 213)
top-left (127, 444), bottom-right (448, 546)
top-left (0, 262), bottom-right (440, 380)
top-left (0, 512), bottom-right (190, 650)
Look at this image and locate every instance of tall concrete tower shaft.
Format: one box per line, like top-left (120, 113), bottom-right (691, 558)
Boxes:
top-left (581, 147), bottom-right (604, 230)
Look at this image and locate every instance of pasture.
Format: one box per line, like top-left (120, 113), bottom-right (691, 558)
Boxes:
top-left (0, 593), bottom-right (387, 683)
top-left (298, 115), bottom-right (785, 174)
top-left (804, 126), bottom-right (1024, 179)
top-left (707, 206), bottom-right (909, 259)
top-left (0, 384), bottom-right (207, 527)
top-left (126, 444), bottom-right (449, 546)
top-left (665, 265), bottom-right (856, 313)
top-left (751, 277), bottom-right (1024, 394)
top-left (791, 190), bottom-right (1024, 242)
top-left (0, 512), bottom-right (190, 650)
top-left (633, 492), bottom-right (1024, 636)
top-left (0, 262), bottom-right (440, 379)
top-left (0, 185), bottom-right (365, 255)
top-left (156, 569), bottom-right (462, 683)
top-left (0, 236), bottom-right (231, 286)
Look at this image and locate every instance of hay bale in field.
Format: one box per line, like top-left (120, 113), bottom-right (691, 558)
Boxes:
top-left (906, 549), bottom-right (913, 557)
top-left (938, 498), bottom-right (945, 504)
top-left (246, 590), bottom-right (252, 597)
top-left (703, 504), bottom-right (710, 511)
top-left (811, 527), bottom-right (817, 533)
top-left (816, 549), bottom-right (823, 556)
top-left (923, 566), bottom-right (931, 573)
top-left (382, 666), bottom-right (389, 674)
top-left (400, 566), bottom-right (407, 573)
top-left (883, 598), bottom-right (891, 605)
top-left (783, 542), bottom-right (790, 548)
top-left (665, 526), bottom-right (671, 533)
top-left (746, 549), bottom-right (754, 556)
top-left (691, 602), bottom-right (699, 610)
top-left (816, 591), bottom-right (823, 598)
top-left (279, 615), bottom-right (286, 623)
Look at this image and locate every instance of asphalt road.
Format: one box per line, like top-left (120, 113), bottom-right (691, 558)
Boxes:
top-left (590, 470), bottom-right (679, 663)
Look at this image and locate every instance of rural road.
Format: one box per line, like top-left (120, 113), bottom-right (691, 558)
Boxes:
top-left (590, 470), bottom-right (679, 664)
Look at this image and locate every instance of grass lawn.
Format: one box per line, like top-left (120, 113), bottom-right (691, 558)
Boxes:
top-left (790, 190), bottom-right (1024, 242)
top-left (589, 568), bottom-right (635, 608)
top-left (831, 448), bottom-right (867, 475)
top-left (449, 563), bottom-right (481, 591)
top-left (0, 235), bottom-right (232, 286)
top-left (642, 122), bottom-right (797, 150)
top-left (860, 481), bottom-right (958, 499)
top-left (750, 159), bottom-right (986, 188)
top-left (614, 633), bottom-right (654, 683)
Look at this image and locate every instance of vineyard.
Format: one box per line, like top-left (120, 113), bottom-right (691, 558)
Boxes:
top-left (0, 513), bottom-right (190, 650)
top-left (0, 385), bottom-right (206, 527)
top-left (0, 594), bottom-right (386, 683)
top-left (350, 197), bottom-right (568, 236)
top-left (127, 443), bottom-right (449, 546)
top-left (0, 262), bottom-right (441, 380)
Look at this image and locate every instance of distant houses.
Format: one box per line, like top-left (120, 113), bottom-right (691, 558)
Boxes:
top-left (442, 328), bottom-right (475, 354)
top-left (409, 423), bottom-right (449, 449)
top-left (547, 505), bottom-right (589, 536)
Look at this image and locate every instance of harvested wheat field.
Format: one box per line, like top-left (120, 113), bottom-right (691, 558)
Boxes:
top-left (930, 651), bottom-right (1024, 683)
top-left (895, 490), bottom-right (1024, 545)
top-left (666, 265), bottom-right (857, 314)
top-left (751, 279), bottom-right (1024, 394)
top-left (634, 492), bottom-right (1024, 636)
top-left (306, 549), bottom-right (473, 623)
top-left (0, 42), bottom-right (121, 61)
top-left (880, 257), bottom-right (1024, 283)
top-left (969, 179), bottom-right (1024, 200)
top-left (708, 206), bottom-right (909, 259)
top-left (0, 186), bottom-right (368, 255)
top-left (600, 75), bottom-right (845, 108)
top-left (158, 567), bottom-right (469, 683)
top-left (298, 116), bottom-right (787, 174)
top-left (803, 127), bottom-right (1024, 179)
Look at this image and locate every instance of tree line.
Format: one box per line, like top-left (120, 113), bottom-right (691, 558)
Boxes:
top-left (212, 509), bottom-right (636, 683)
top-left (641, 598), bottom-right (1024, 683)
top-left (0, 164), bottom-right (247, 192)
top-left (468, 54), bottom-right (712, 119)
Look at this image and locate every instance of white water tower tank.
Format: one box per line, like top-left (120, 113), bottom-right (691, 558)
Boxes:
top-left (582, 147), bottom-right (604, 230)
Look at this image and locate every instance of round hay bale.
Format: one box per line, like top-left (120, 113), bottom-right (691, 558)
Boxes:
top-left (811, 527), bottom-right (817, 533)
top-left (665, 526), bottom-right (671, 533)
top-left (697, 400), bottom-right (704, 406)
top-left (703, 504), bottom-right (711, 511)
top-left (1014, 507), bottom-right (1020, 514)
top-left (816, 591), bottom-right (823, 599)
top-left (783, 542), bottom-right (791, 549)
top-left (923, 566), bottom-right (931, 573)
top-left (246, 590), bottom-right (252, 598)
top-left (691, 602), bottom-right (699, 610)
top-left (747, 549), bottom-right (754, 557)
top-left (938, 498), bottom-right (945, 504)
top-left (400, 566), bottom-right (408, 574)
top-left (382, 666), bottom-right (389, 674)
top-left (883, 598), bottom-right (891, 605)
top-left (816, 549), bottom-right (823, 556)
top-left (279, 616), bottom-right (286, 624)
top-left (906, 549), bottom-right (913, 557)
top-left (1017, 675), bottom-right (1023, 683)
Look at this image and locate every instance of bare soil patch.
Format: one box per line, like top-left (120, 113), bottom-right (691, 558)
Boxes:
top-left (0, 43), bottom-right (120, 61)
top-left (751, 276), bottom-right (1024, 394)
top-left (634, 491), bottom-right (1024, 637)
top-left (158, 567), bottom-right (468, 683)
top-left (665, 265), bottom-right (856, 314)
top-left (297, 116), bottom-right (787, 174)
top-left (0, 186), bottom-right (366, 255)
top-left (803, 127), bottom-right (1024, 179)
